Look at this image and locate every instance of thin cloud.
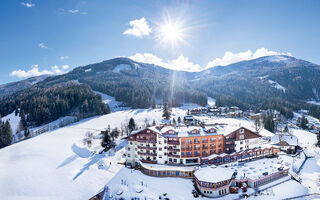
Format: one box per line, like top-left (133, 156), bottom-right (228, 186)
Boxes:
top-left (39, 43), bottom-right (49, 49)
top-left (62, 65), bottom-right (69, 70)
top-left (60, 56), bottom-right (69, 60)
top-left (68, 9), bottom-right (79, 14)
top-left (10, 65), bottom-right (70, 78)
top-left (123, 17), bottom-right (152, 38)
top-left (206, 48), bottom-right (292, 68)
top-left (129, 53), bottom-right (200, 72)
top-left (130, 48), bottom-right (293, 72)
top-left (21, 2), bottom-right (35, 8)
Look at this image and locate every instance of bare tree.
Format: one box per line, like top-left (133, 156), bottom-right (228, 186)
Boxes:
top-left (83, 131), bottom-right (94, 149)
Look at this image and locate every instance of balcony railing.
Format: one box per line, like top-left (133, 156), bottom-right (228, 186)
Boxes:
top-left (137, 145), bottom-right (146, 149)
top-left (136, 139), bottom-right (156, 143)
top-left (168, 147), bottom-right (180, 152)
top-left (146, 146), bottom-right (157, 150)
top-left (138, 152), bottom-right (146, 156)
top-left (168, 141), bottom-right (180, 145)
top-left (168, 154), bottom-right (180, 158)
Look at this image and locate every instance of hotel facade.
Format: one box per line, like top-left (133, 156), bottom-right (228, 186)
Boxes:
top-left (126, 125), bottom-right (225, 166)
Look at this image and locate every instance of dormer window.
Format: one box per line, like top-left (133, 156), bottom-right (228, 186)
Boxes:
top-left (240, 129), bottom-right (244, 133)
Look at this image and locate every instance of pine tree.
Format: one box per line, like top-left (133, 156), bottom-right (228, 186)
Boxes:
top-left (172, 118), bottom-right (176, 126)
top-left (177, 116), bottom-right (181, 124)
top-left (301, 115), bottom-right (307, 129)
top-left (284, 125), bottom-right (289, 132)
top-left (162, 102), bottom-right (170, 120)
top-left (106, 104), bottom-right (111, 114)
top-left (110, 128), bottom-right (120, 141)
top-left (151, 99), bottom-right (156, 109)
top-left (101, 130), bottom-right (115, 150)
top-left (254, 118), bottom-right (261, 132)
top-left (128, 118), bottom-right (136, 132)
top-left (0, 120), bottom-right (12, 148)
top-left (152, 120), bottom-right (156, 126)
top-left (264, 115), bottom-right (275, 133)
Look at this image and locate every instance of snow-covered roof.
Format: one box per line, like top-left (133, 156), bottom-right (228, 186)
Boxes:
top-left (271, 134), bottom-right (298, 146)
top-left (229, 158), bottom-right (285, 180)
top-left (194, 166), bottom-right (234, 183)
top-left (140, 162), bottom-right (198, 172)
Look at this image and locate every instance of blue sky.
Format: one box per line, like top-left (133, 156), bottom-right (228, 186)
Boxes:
top-left (0, 0), bottom-right (320, 84)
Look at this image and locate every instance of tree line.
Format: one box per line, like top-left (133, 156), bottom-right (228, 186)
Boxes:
top-left (0, 83), bottom-right (109, 126)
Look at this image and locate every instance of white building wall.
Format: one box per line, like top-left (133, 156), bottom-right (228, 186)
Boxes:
top-left (126, 140), bottom-right (138, 166)
top-left (235, 138), bottom-right (260, 152)
top-left (156, 135), bottom-right (168, 164)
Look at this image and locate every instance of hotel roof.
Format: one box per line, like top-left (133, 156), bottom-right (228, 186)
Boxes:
top-left (194, 166), bottom-right (234, 183)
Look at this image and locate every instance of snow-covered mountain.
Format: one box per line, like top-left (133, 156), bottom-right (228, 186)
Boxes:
top-left (0, 75), bottom-right (50, 97)
top-left (1, 55), bottom-right (320, 127)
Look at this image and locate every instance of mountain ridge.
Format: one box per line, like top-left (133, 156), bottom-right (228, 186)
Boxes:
top-left (1, 55), bottom-right (320, 126)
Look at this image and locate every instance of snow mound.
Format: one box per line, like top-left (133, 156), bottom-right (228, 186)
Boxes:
top-left (85, 68), bottom-right (92, 72)
top-left (268, 80), bottom-right (286, 92)
top-left (113, 64), bottom-right (132, 73)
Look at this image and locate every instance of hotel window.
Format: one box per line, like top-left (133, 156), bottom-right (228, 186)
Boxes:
top-left (127, 154), bottom-right (130, 157)
top-left (159, 148), bottom-right (162, 151)
top-left (239, 135), bottom-right (244, 140)
top-left (181, 152), bottom-right (185, 157)
top-left (240, 128), bottom-right (244, 133)
top-left (147, 130), bottom-right (150, 133)
top-left (202, 138), bottom-right (207, 143)
top-left (130, 142), bottom-right (133, 145)
top-left (128, 147), bottom-right (131, 150)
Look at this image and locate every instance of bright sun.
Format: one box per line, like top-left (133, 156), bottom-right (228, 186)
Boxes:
top-left (160, 23), bottom-right (182, 43)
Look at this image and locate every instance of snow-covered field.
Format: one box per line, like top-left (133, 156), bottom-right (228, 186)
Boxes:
top-left (0, 108), bottom-right (189, 200)
top-left (0, 106), bottom-right (319, 200)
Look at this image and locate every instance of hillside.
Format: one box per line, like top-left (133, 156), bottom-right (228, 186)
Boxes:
top-left (0, 75), bottom-right (49, 97)
top-left (1, 55), bottom-right (320, 127)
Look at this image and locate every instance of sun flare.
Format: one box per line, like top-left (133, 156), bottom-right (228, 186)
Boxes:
top-left (160, 23), bottom-right (183, 43)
